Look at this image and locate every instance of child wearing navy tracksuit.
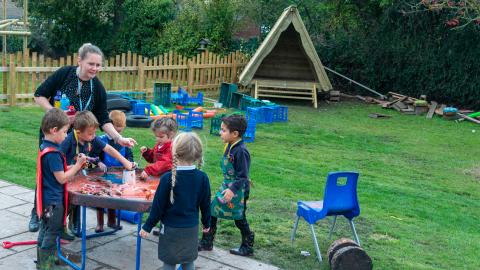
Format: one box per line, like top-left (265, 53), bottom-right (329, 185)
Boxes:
top-left (36, 108), bottom-right (86, 269)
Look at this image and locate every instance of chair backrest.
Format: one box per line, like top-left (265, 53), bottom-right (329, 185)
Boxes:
top-left (323, 171), bottom-right (360, 219)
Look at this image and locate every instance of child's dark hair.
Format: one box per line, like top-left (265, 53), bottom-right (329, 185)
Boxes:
top-left (151, 117), bottom-right (178, 135)
top-left (41, 108), bottom-right (70, 134)
top-left (222, 114), bottom-right (247, 137)
top-left (74, 111), bottom-right (99, 131)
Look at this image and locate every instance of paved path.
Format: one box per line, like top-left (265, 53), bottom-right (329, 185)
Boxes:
top-left (0, 180), bottom-right (280, 270)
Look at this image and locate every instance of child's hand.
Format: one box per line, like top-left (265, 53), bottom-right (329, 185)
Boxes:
top-left (202, 227), bottom-right (210, 233)
top-left (98, 162), bottom-right (107, 172)
top-left (139, 229), bottom-right (149, 238)
top-left (140, 146), bottom-right (147, 153)
top-left (140, 171), bottom-right (149, 179)
top-left (221, 189), bottom-right (234, 202)
top-left (76, 153), bottom-right (87, 166)
top-left (124, 162), bottom-right (134, 171)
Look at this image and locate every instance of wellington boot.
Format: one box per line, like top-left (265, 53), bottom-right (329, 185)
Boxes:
top-left (95, 209), bottom-right (104, 233)
top-left (229, 232), bottom-right (254, 256)
top-left (38, 248), bottom-right (56, 270)
top-left (198, 227), bottom-right (216, 251)
top-left (107, 209), bottom-right (122, 230)
top-left (29, 208), bottom-right (40, 232)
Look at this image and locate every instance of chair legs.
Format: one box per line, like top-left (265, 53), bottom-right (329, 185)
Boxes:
top-left (348, 219), bottom-right (361, 246)
top-left (328, 216), bottom-right (337, 239)
top-left (291, 215), bottom-right (300, 242)
top-left (309, 224), bottom-right (322, 263)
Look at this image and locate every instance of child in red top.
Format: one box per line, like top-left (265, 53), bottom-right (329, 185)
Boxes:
top-left (140, 118), bottom-right (178, 179)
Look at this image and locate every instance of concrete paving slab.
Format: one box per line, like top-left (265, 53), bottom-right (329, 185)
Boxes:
top-left (199, 248), bottom-right (281, 270)
top-left (13, 191), bottom-right (35, 203)
top-left (88, 234), bottom-right (159, 270)
top-left (0, 247), bottom-right (72, 270)
top-left (6, 202), bottom-right (34, 217)
top-left (0, 193), bottom-right (28, 210)
top-left (0, 210), bottom-right (30, 239)
top-left (0, 245), bottom-right (16, 259)
top-left (0, 185), bottom-right (32, 196)
top-left (195, 255), bottom-right (238, 270)
top-left (0, 231), bottom-right (38, 252)
top-left (0, 180), bottom-right (12, 188)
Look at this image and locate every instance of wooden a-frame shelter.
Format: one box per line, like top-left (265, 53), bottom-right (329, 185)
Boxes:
top-left (238, 6), bottom-right (332, 108)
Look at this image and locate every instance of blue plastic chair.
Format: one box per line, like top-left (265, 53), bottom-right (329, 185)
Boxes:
top-left (291, 171), bottom-right (361, 263)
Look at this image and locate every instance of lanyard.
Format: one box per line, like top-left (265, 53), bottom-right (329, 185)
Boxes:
top-left (73, 129), bottom-right (91, 156)
top-left (77, 79), bottom-right (93, 111)
top-left (223, 139), bottom-right (242, 157)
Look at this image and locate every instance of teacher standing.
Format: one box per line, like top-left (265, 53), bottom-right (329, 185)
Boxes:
top-left (30, 43), bottom-right (137, 232)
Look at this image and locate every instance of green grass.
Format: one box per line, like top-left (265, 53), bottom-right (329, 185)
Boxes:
top-left (1, 102), bottom-right (479, 269)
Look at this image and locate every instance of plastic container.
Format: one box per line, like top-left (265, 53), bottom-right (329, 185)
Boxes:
top-left (122, 170), bottom-right (136, 186)
top-left (66, 106), bottom-right (76, 116)
top-left (60, 94), bottom-right (70, 110)
top-left (54, 91), bottom-right (62, 108)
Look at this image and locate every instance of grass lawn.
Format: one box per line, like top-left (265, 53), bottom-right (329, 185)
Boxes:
top-left (1, 101), bottom-right (479, 269)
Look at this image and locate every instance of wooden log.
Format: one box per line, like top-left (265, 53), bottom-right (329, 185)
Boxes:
top-left (331, 246), bottom-right (373, 270)
top-left (368, 113), bottom-right (391, 119)
top-left (458, 113), bottom-right (480, 124)
top-left (426, 101), bottom-right (438, 119)
top-left (355, 95), bottom-right (367, 102)
top-left (327, 238), bottom-right (359, 266)
top-left (435, 104), bottom-right (446, 116)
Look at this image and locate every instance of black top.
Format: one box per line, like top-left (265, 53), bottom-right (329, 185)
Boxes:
top-left (34, 66), bottom-right (111, 127)
top-left (60, 132), bottom-right (107, 165)
top-left (142, 169), bottom-right (211, 231)
top-left (40, 140), bottom-right (65, 205)
top-left (225, 140), bottom-right (251, 193)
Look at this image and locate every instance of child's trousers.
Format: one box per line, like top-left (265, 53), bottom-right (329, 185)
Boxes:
top-left (37, 203), bottom-right (64, 250)
top-left (210, 191), bottom-right (251, 235)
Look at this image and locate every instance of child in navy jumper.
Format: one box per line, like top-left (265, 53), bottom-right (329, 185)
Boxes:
top-left (140, 132), bottom-right (211, 270)
top-left (95, 110), bottom-right (133, 232)
top-left (199, 114), bottom-right (254, 256)
top-left (36, 108), bottom-right (86, 269)
top-left (60, 111), bottom-right (134, 233)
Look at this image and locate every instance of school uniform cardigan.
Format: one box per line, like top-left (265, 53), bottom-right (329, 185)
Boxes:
top-left (34, 66), bottom-right (111, 127)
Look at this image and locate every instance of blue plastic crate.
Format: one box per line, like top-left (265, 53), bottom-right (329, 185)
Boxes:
top-left (187, 92), bottom-right (204, 106)
top-left (272, 105), bottom-right (288, 122)
top-left (175, 112), bottom-right (191, 131)
top-left (133, 102), bottom-right (151, 116)
top-left (153, 83), bottom-right (171, 107)
top-left (244, 119), bottom-right (256, 143)
top-left (247, 106), bottom-right (273, 124)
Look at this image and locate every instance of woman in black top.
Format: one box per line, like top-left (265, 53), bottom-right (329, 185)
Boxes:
top-left (30, 43), bottom-right (137, 232)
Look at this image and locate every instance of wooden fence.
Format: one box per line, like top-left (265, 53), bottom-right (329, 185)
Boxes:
top-left (0, 49), bottom-right (250, 106)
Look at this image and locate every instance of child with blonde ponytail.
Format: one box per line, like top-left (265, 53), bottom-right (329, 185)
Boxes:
top-left (140, 132), bottom-right (211, 270)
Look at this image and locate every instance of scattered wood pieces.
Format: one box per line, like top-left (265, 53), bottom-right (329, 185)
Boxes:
top-left (368, 113), bottom-right (391, 119)
top-left (435, 104), bottom-right (446, 116)
top-left (458, 113), bottom-right (480, 124)
top-left (329, 90), bottom-right (340, 102)
top-left (426, 101), bottom-right (438, 119)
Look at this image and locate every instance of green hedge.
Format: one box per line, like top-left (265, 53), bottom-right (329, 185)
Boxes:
top-left (319, 3), bottom-right (480, 109)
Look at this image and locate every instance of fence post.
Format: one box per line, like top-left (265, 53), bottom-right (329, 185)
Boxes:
top-left (138, 56), bottom-right (145, 92)
top-left (9, 54), bottom-right (16, 106)
top-left (231, 51), bottom-right (237, 83)
top-left (187, 59), bottom-right (194, 94)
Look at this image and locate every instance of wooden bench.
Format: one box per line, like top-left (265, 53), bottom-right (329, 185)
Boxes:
top-left (254, 79), bottom-right (318, 108)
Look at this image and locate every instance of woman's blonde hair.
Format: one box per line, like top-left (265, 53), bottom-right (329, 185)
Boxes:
top-left (170, 132), bottom-right (203, 204)
top-left (78, 43), bottom-right (104, 61)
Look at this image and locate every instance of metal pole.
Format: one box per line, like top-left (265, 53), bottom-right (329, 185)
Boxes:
top-left (324, 66), bottom-right (386, 99)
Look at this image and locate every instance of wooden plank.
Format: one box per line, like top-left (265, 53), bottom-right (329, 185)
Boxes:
top-left (458, 113), bottom-right (480, 124)
top-left (121, 53), bottom-right (126, 90)
top-left (109, 57), bottom-right (114, 90)
top-left (31, 52), bottom-right (37, 94)
top-left (257, 94), bottom-right (313, 100)
top-left (9, 54), bottom-right (16, 106)
top-left (24, 49), bottom-right (30, 103)
top-left (115, 55), bottom-right (120, 90)
top-left (426, 101), bottom-right (438, 119)
top-left (126, 51), bottom-right (131, 90)
top-left (435, 104), bottom-right (446, 116)
top-left (2, 54), bottom-right (6, 97)
top-left (16, 51), bottom-right (21, 102)
top-left (257, 88), bottom-right (313, 95)
top-left (132, 53), bottom-right (137, 90)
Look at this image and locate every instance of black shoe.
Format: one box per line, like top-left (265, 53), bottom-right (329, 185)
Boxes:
top-left (60, 228), bottom-right (75, 241)
top-left (198, 228), bottom-right (216, 251)
top-left (229, 232), bottom-right (254, 256)
top-left (29, 210), bottom-right (40, 232)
